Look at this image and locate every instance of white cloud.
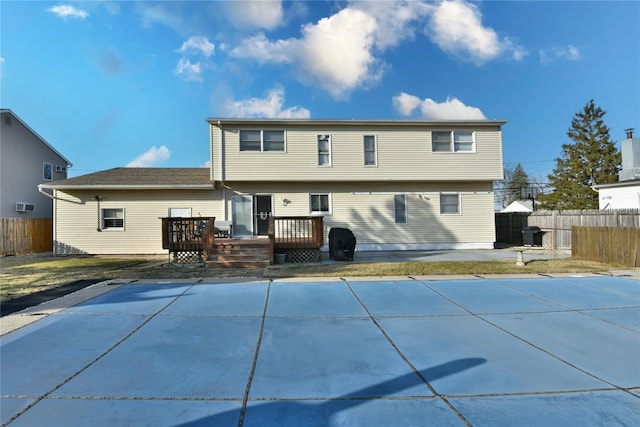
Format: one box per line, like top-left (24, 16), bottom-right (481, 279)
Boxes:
top-left (392, 93), bottom-right (422, 117)
top-left (231, 33), bottom-right (295, 64)
top-left (222, 88), bottom-right (310, 118)
top-left (350, 0), bottom-right (431, 49)
top-left (48, 5), bottom-right (89, 19)
top-left (225, 0), bottom-right (284, 30)
top-left (229, 1), bottom-right (526, 98)
top-left (231, 7), bottom-right (380, 99)
top-left (540, 45), bottom-right (581, 64)
top-left (425, 0), bottom-right (526, 64)
top-left (126, 145), bottom-right (170, 167)
top-left (201, 160), bottom-right (211, 168)
top-left (174, 36), bottom-right (215, 82)
top-left (297, 8), bottom-right (379, 99)
top-left (173, 58), bottom-right (202, 82)
top-left (177, 36), bottom-right (215, 57)
top-left (393, 93), bottom-right (486, 120)
top-left (136, 3), bottom-right (184, 33)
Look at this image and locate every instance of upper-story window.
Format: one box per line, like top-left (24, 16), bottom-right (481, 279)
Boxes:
top-left (239, 130), bottom-right (285, 152)
top-left (43, 162), bottom-right (53, 181)
top-left (432, 131), bottom-right (475, 153)
top-left (364, 135), bottom-right (377, 166)
top-left (318, 134), bottom-right (331, 166)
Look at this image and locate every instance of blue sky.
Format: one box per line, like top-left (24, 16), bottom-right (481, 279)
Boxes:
top-left (1, 1), bottom-right (639, 180)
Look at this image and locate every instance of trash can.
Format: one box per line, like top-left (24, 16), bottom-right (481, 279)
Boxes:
top-left (274, 253), bottom-right (286, 264)
top-left (521, 226), bottom-right (542, 246)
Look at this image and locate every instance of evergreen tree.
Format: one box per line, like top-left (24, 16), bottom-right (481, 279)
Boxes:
top-left (508, 163), bottom-right (530, 204)
top-left (538, 100), bottom-right (621, 210)
top-left (495, 163), bottom-right (531, 208)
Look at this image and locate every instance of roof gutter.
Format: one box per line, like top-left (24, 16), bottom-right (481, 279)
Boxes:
top-left (38, 184), bottom-right (215, 190)
top-left (205, 118), bottom-right (508, 127)
top-left (38, 184), bottom-right (55, 200)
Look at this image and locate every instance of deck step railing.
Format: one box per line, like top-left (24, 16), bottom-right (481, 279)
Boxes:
top-left (269, 216), bottom-right (324, 249)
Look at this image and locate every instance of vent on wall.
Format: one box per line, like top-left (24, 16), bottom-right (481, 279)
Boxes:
top-left (16, 202), bottom-right (35, 212)
top-left (55, 165), bottom-right (66, 172)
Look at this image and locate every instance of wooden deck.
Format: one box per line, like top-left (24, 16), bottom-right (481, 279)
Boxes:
top-left (161, 216), bottom-right (324, 267)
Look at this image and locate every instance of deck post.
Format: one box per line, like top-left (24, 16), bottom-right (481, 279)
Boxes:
top-left (202, 217), bottom-right (216, 267)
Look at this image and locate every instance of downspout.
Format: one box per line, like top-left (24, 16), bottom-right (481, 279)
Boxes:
top-left (218, 120), bottom-right (228, 221)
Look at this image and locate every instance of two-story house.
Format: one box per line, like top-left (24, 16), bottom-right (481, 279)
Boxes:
top-left (40, 118), bottom-right (505, 258)
top-left (0, 109), bottom-right (72, 219)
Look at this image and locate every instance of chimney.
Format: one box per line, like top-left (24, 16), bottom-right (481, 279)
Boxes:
top-left (619, 128), bottom-right (640, 181)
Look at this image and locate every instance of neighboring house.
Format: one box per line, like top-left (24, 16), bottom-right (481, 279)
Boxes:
top-left (594, 129), bottom-right (640, 209)
top-left (595, 180), bottom-right (640, 209)
top-left (0, 109), bottom-right (72, 218)
top-left (41, 118), bottom-right (506, 255)
top-left (500, 200), bottom-right (534, 213)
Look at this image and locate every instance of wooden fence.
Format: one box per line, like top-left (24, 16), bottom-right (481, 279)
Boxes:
top-left (496, 209), bottom-right (639, 249)
top-left (572, 226), bottom-right (639, 267)
top-left (0, 218), bottom-right (53, 255)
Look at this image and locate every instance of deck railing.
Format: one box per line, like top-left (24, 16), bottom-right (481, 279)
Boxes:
top-left (161, 216), bottom-right (323, 264)
top-left (161, 217), bottom-right (215, 252)
top-left (269, 216), bottom-right (324, 250)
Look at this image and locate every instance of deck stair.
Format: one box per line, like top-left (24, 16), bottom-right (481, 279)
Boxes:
top-left (205, 238), bottom-right (272, 268)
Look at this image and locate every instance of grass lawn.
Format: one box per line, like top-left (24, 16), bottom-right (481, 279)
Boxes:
top-left (0, 253), bottom-right (625, 302)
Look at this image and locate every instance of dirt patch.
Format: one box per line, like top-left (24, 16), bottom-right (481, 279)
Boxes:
top-left (0, 279), bottom-right (107, 316)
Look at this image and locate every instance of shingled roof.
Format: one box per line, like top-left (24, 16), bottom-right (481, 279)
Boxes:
top-left (40, 168), bottom-right (214, 189)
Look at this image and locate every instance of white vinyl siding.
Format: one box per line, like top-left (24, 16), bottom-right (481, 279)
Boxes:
top-left (218, 126), bottom-right (502, 182)
top-left (53, 189), bottom-right (224, 254)
top-left (221, 182), bottom-right (495, 247)
top-left (53, 182), bottom-right (496, 254)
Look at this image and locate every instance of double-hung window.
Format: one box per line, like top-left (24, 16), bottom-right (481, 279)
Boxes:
top-left (239, 130), bottom-right (285, 152)
top-left (364, 135), bottom-right (377, 166)
top-left (310, 193), bottom-right (331, 214)
top-left (432, 131), bottom-right (475, 152)
top-left (440, 194), bottom-right (460, 215)
top-left (43, 162), bottom-right (53, 181)
top-left (102, 208), bottom-right (125, 230)
top-left (318, 135), bottom-right (331, 166)
top-left (394, 194), bottom-right (407, 224)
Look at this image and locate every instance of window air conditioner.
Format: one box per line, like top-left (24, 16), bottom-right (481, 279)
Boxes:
top-left (16, 202), bottom-right (35, 212)
top-left (55, 165), bottom-right (66, 172)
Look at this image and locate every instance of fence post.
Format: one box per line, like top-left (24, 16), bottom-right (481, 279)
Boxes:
top-left (552, 211), bottom-right (558, 251)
